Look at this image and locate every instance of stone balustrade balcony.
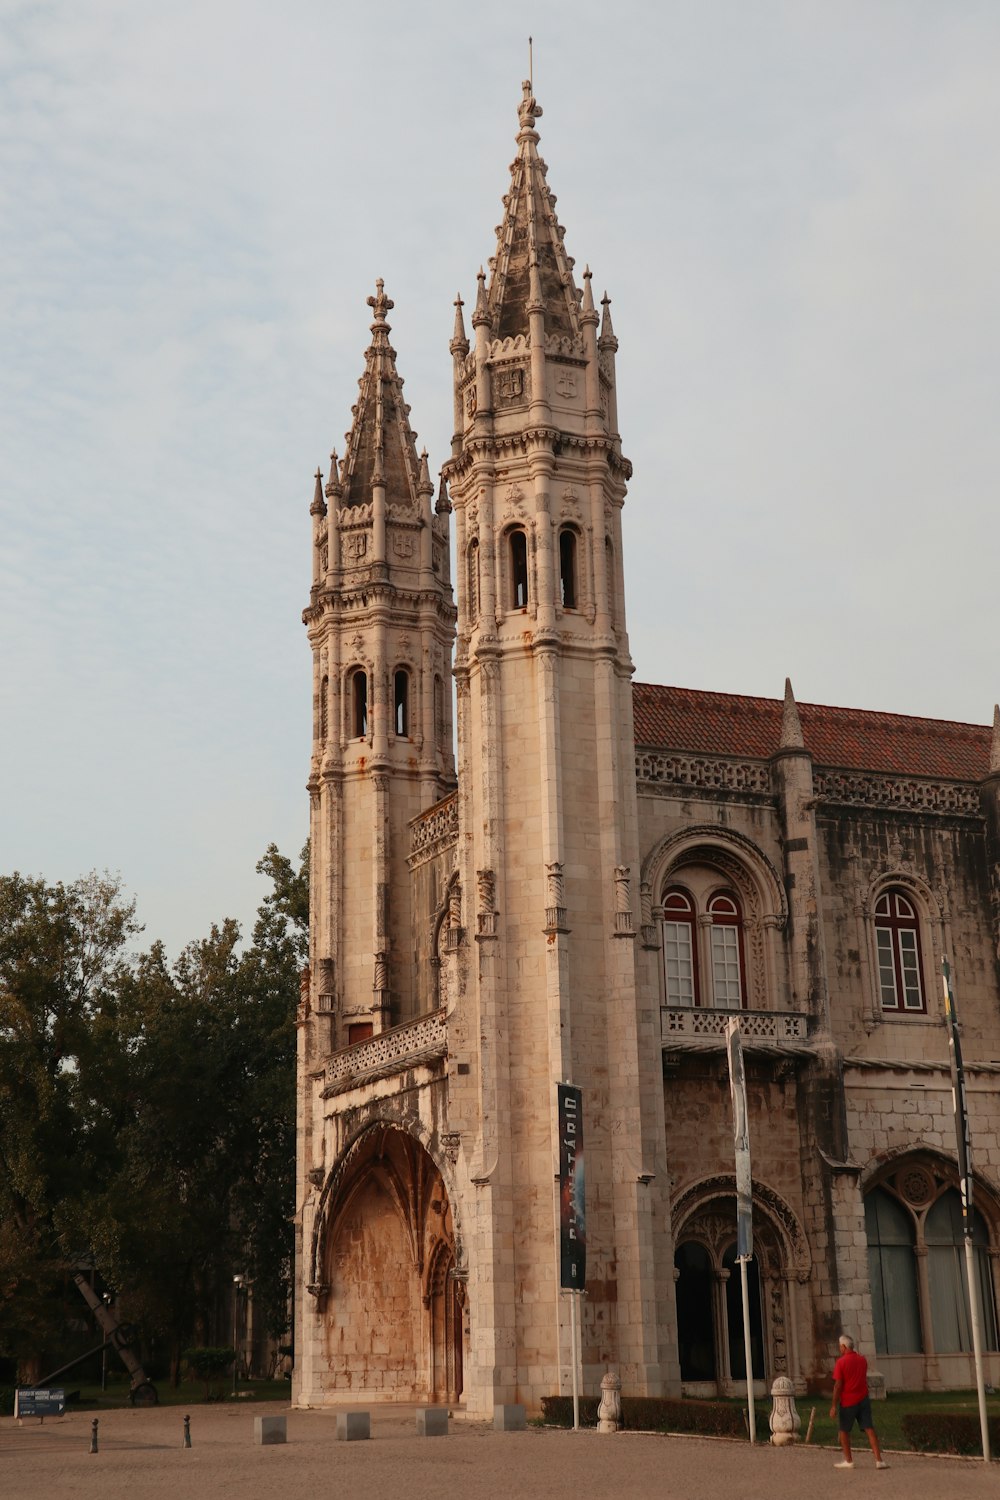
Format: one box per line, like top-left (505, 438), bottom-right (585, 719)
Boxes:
top-left (661, 1005), bottom-right (812, 1060)
top-left (323, 1008), bottom-right (447, 1097)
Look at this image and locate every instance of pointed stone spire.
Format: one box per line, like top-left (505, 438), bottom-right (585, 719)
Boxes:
top-left (580, 265), bottom-right (598, 325)
top-left (599, 292), bottom-right (618, 351)
top-left (338, 281), bottom-right (426, 510)
top-left (483, 83), bottom-right (583, 340)
top-left (450, 293), bottom-right (469, 355)
top-left (325, 448), bottom-right (341, 501)
top-left (991, 704), bottom-right (1000, 775)
top-left (310, 467), bottom-right (326, 516)
top-left (417, 447), bottom-right (433, 498)
top-left (436, 472), bottom-right (452, 515)
top-left (472, 267), bottom-right (490, 328)
top-left (780, 677), bottom-right (806, 750)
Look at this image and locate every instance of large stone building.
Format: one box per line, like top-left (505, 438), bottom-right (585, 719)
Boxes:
top-left (294, 82), bottom-right (1000, 1414)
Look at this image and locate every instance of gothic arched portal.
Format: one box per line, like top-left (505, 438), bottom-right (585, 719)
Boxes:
top-left (321, 1127), bottom-right (464, 1402)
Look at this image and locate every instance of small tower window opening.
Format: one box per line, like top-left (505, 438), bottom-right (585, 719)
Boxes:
top-left (319, 674), bottom-right (329, 742)
top-left (509, 528), bottom-right (529, 609)
top-left (434, 674), bottom-right (445, 750)
top-left (467, 538), bottom-right (480, 621)
top-left (605, 537), bottom-right (617, 626)
top-left (394, 669), bottom-right (409, 737)
top-left (559, 528), bottom-right (578, 609)
top-left (875, 890), bottom-right (925, 1011)
top-left (351, 669), bottom-right (368, 738)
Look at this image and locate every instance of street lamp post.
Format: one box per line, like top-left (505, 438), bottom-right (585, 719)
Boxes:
top-left (232, 1276), bottom-right (244, 1398)
top-left (101, 1294), bottom-right (112, 1391)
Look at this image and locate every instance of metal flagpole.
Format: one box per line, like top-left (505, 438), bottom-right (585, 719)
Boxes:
top-left (739, 1255), bottom-right (756, 1443)
top-left (726, 1019), bottom-right (755, 1443)
top-left (942, 958), bottom-right (990, 1462)
top-left (570, 1293), bottom-right (580, 1430)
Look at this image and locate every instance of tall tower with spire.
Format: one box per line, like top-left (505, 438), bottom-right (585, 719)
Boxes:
top-left (442, 80), bottom-right (675, 1409)
top-left (302, 278), bottom-right (456, 1047)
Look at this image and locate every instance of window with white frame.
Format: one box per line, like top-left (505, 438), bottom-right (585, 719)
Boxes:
top-left (663, 889), bottom-right (698, 1006)
top-left (874, 890), bottom-right (925, 1012)
top-left (660, 883), bottom-right (746, 1009)
top-left (708, 893), bottom-right (745, 1009)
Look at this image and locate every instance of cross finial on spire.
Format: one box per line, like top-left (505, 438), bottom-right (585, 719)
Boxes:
top-left (518, 78), bottom-right (542, 131)
top-left (367, 278), bottom-right (394, 329)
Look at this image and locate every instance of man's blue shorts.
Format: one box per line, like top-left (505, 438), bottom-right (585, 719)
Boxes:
top-left (839, 1397), bottom-right (873, 1433)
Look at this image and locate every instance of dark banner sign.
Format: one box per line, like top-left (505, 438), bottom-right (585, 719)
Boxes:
top-left (15, 1388), bottom-right (65, 1418)
top-left (558, 1083), bottom-right (586, 1290)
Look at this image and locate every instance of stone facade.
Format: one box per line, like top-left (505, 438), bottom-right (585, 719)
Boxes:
top-left (293, 84), bottom-right (1000, 1414)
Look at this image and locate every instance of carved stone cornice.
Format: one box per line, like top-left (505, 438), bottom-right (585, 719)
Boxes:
top-left (813, 768), bottom-right (982, 819)
top-left (635, 749), bottom-right (772, 799)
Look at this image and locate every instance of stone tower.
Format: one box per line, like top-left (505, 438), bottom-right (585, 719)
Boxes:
top-left (302, 278), bottom-right (456, 1046)
top-left (294, 86), bottom-right (675, 1418)
top-left (442, 80), bottom-right (676, 1411)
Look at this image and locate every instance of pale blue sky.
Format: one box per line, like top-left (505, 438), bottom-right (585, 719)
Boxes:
top-left (3, 1), bottom-right (998, 957)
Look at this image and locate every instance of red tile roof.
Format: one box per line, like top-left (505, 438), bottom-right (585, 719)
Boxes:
top-left (632, 682), bottom-right (992, 781)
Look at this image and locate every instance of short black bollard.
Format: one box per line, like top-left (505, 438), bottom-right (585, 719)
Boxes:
top-left (89, 1418), bottom-right (99, 1454)
top-left (183, 1414), bottom-right (192, 1449)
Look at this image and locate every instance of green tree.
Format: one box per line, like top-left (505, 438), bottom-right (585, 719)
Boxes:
top-left (0, 848), bottom-right (307, 1383)
top-left (0, 871), bottom-right (140, 1376)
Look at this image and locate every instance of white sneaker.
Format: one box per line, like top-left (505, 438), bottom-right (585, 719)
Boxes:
top-left (834, 1460), bottom-right (854, 1468)
top-left (876, 1461), bottom-right (889, 1470)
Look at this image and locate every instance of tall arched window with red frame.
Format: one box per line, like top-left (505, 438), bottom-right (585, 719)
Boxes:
top-left (708, 892), bottom-right (745, 1009)
top-left (662, 888), bottom-right (699, 1007)
top-left (875, 890), bottom-right (925, 1012)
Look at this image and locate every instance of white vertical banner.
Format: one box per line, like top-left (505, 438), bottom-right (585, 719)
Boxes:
top-left (726, 1017), bottom-right (756, 1443)
top-left (726, 1018), bottom-right (753, 1260)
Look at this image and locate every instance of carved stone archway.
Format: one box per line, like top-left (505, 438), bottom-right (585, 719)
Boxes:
top-left (311, 1123), bottom-right (464, 1403)
top-left (672, 1176), bottom-right (809, 1393)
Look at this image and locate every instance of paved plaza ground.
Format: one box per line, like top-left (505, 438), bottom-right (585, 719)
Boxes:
top-left (1, 1400), bottom-right (993, 1500)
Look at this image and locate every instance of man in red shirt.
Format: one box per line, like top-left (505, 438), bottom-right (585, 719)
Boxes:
top-left (830, 1334), bottom-right (888, 1469)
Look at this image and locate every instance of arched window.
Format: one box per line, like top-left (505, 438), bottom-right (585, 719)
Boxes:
top-left (865, 1188), bottom-right (921, 1355)
top-left (926, 1191), bottom-right (998, 1353)
top-left (874, 890), bottom-right (925, 1012)
top-left (559, 528), bottom-right (578, 609)
top-left (509, 529), bottom-right (529, 609)
top-left (467, 538), bottom-right (480, 621)
top-left (394, 670), bottom-right (409, 737)
top-left (663, 888), bottom-right (699, 1007)
top-left (708, 893), bottom-right (745, 1009)
top-left (659, 872), bottom-right (755, 1011)
top-left (865, 1179), bottom-right (998, 1360)
top-left (351, 670), bottom-right (368, 738)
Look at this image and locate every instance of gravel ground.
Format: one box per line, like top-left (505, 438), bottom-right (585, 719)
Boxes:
top-left (1, 1400), bottom-right (994, 1500)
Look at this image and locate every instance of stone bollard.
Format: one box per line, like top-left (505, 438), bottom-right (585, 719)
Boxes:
top-left (597, 1371), bottom-right (622, 1433)
top-left (493, 1404), bottom-right (526, 1431)
top-left (336, 1411), bottom-right (370, 1441)
top-left (89, 1418), bottom-right (99, 1454)
top-left (183, 1414), bottom-right (192, 1448)
top-left (255, 1415), bottom-right (287, 1445)
top-left (769, 1376), bottom-right (801, 1446)
top-left (416, 1407), bottom-right (448, 1437)
top-left (867, 1370), bottom-right (887, 1400)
